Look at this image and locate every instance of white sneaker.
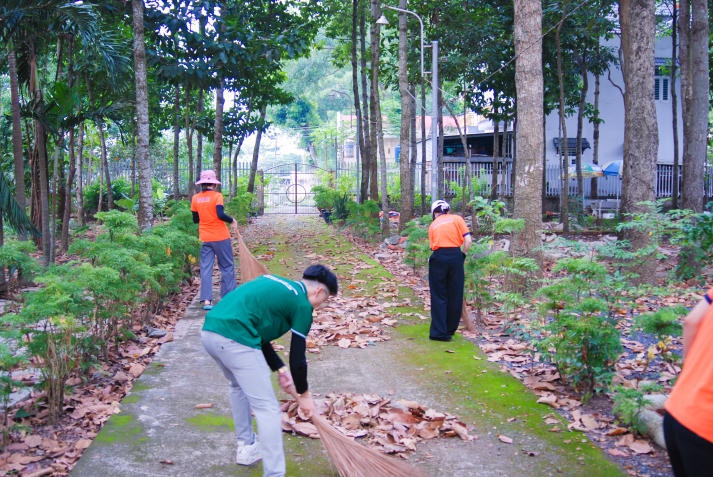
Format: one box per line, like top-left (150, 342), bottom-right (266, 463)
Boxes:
top-left (236, 439), bottom-right (261, 465)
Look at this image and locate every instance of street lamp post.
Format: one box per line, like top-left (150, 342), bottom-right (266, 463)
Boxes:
top-left (377, 6), bottom-right (439, 199)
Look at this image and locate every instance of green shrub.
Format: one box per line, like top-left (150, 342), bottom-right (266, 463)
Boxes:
top-left (10, 268), bottom-right (92, 423)
top-left (0, 240), bottom-right (40, 294)
top-left (612, 383), bottom-right (662, 435)
top-left (345, 200), bottom-right (381, 240)
top-left (166, 204), bottom-right (198, 237)
top-left (83, 177), bottom-right (133, 216)
top-left (0, 339), bottom-right (26, 448)
top-left (676, 203), bottom-right (713, 280)
top-left (606, 200), bottom-right (693, 279)
top-left (448, 172), bottom-right (488, 212)
top-left (402, 216), bottom-right (431, 273)
top-left (95, 210), bottom-right (139, 241)
top-left (312, 174), bottom-right (356, 221)
top-left (312, 184), bottom-right (337, 211)
top-left (224, 178), bottom-right (256, 224)
top-left (534, 257), bottom-right (623, 399)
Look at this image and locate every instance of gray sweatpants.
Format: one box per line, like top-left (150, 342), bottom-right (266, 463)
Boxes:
top-left (199, 238), bottom-right (236, 302)
top-left (200, 331), bottom-right (285, 477)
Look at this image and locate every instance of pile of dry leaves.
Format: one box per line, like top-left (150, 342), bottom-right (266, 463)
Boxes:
top-left (281, 392), bottom-right (474, 455)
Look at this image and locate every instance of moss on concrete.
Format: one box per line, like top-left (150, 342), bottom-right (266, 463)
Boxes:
top-left (393, 323), bottom-right (624, 476)
top-left (93, 413), bottom-right (146, 445)
top-left (185, 412), bottom-right (234, 432)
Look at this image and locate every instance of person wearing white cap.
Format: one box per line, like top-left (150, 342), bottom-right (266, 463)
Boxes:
top-left (428, 200), bottom-right (472, 341)
top-left (191, 170), bottom-right (238, 310)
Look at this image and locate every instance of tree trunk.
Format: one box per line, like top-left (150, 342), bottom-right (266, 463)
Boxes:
top-left (351, 0), bottom-right (365, 203)
top-left (409, 83), bottom-right (418, 219)
top-left (369, 0), bottom-right (380, 203)
top-left (591, 65), bottom-right (601, 199)
top-left (462, 107), bottom-right (471, 211)
top-left (360, 11), bottom-right (372, 201)
top-left (61, 127), bottom-right (77, 254)
top-left (556, 10), bottom-right (570, 234)
top-left (213, 79), bottom-right (225, 183)
top-left (576, 55), bottom-right (588, 205)
top-left (679, 0), bottom-right (708, 212)
top-left (248, 105), bottom-right (267, 194)
top-left (133, 0), bottom-right (154, 230)
top-left (420, 74), bottom-right (427, 214)
top-left (197, 90), bottom-right (204, 177)
top-left (8, 48), bottom-right (26, 241)
top-left (397, 1), bottom-right (414, 228)
top-left (231, 135), bottom-right (246, 197)
top-left (98, 121), bottom-right (113, 210)
top-left (185, 86), bottom-right (195, 198)
top-left (512, 0), bottom-right (544, 267)
top-left (670, 2), bottom-right (679, 208)
top-left (371, 1), bottom-right (388, 235)
top-left (173, 85), bottom-right (181, 199)
top-left (28, 42), bottom-right (52, 266)
top-left (76, 122), bottom-right (85, 226)
top-left (618, 0), bottom-right (658, 283)
top-left (490, 116), bottom-right (500, 201)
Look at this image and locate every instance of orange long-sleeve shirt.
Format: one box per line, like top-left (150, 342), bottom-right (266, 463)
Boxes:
top-left (665, 287), bottom-right (713, 443)
top-left (191, 190), bottom-right (230, 242)
top-left (428, 214), bottom-right (470, 250)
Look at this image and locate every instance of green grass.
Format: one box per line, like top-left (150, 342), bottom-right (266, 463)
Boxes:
top-left (93, 413), bottom-right (146, 445)
top-left (393, 323), bottom-right (624, 476)
top-left (245, 217), bottom-right (624, 476)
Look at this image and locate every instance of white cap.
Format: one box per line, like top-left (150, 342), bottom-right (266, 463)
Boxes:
top-left (431, 199), bottom-right (450, 215)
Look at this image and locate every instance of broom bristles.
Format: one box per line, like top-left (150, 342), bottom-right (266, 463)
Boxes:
top-left (312, 414), bottom-right (425, 477)
top-left (235, 227), bottom-right (425, 477)
top-left (235, 228), bottom-right (269, 282)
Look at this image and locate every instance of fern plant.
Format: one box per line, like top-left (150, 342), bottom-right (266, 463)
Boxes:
top-left (534, 257), bottom-right (624, 400)
top-left (401, 216), bottom-right (431, 273)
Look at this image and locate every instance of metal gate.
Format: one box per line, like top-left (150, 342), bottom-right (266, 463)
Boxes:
top-left (262, 163), bottom-right (327, 214)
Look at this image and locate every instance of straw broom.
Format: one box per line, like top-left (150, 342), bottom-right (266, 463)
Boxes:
top-left (234, 227), bottom-right (425, 477)
top-left (292, 393), bottom-right (424, 477)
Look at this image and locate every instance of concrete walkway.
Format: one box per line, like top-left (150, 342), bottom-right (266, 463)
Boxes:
top-left (71, 216), bottom-right (625, 477)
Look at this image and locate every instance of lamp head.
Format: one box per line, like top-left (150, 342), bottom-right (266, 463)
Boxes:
top-left (376, 14), bottom-right (389, 25)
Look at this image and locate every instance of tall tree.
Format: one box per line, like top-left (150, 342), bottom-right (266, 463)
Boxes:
top-left (678, 0), bottom-right (709, 212)
top-left (554, 1), bottom-right (572, 233)
top-left (618, 0), bottom-right (658, 282)
top-left (670, 0), bottom-right (680, 208)
top-left (512, 0), bottom-right (544, 265)
top-left (396, 0), bottom-right (415, 227)
top-left (133, 0), bottom-right (154, 230)
top-left (7, 48), bottom-right (26, 240)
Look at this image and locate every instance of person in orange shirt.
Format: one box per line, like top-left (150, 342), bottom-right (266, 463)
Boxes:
top-left (191, 170), bottom-right (238, 310)
top-left (427, 200), bottom-right (472, 341)
top-left (663, 287), bottom-right (713, 476)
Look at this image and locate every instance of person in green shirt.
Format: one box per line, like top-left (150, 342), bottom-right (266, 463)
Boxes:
top-left (201, 264), bottom-right (338, 477)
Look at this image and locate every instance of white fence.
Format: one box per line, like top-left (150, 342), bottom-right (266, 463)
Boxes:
top-left (442, 161), bottom-right (713, 200)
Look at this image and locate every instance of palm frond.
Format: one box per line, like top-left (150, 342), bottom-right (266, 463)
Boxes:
top-left (0, 173), bottom-right (40, 237)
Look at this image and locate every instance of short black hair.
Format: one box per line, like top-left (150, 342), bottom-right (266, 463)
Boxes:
top-left (302, 264), bottom-right (338, 295)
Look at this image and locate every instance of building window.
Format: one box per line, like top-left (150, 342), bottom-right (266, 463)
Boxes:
top-left (654, 66), bottom-right (669, 101)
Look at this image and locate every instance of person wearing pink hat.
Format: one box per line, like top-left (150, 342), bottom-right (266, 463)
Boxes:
top-left (191, 170), bottom-right (238, 310)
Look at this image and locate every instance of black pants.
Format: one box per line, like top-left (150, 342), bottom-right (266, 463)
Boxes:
top-left (663, 411), bottom-right (713, 477)
top-left (428, 248), bottom-right (465, 339)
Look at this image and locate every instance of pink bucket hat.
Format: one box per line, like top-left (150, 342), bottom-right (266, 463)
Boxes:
top-left (195, 170), bottom-right (221, 185)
